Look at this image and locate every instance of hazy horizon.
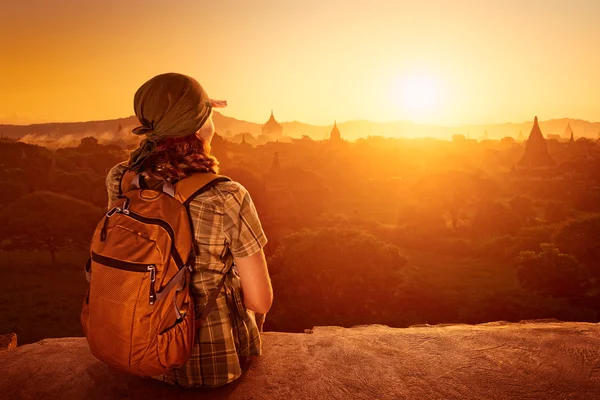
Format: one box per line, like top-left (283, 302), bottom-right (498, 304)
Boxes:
top-left (1, 0), bottom-right (600, 126)
top-left (1, 111), bottom-right (599, 129)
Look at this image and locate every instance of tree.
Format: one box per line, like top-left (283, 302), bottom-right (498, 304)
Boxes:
top-left (266, 227), bottom-right (408, 331)
top-left (554, 215), bottom-right (600, 277)
top-left (509, 195), bottom-right (536, 226)
top-left (220, 166), bottom-right (266, 207)
top-left (0, 169), bottom-right (28, 208)
top-left (0, 141), bottom-right (53, 192)
top-left (78, 136), bottom-right (99, 151)
top-left (471, 200), bottom-right (522, 236)
top-left (515, 244), bottom-right (590, 298)
top-left (413, 170), bottom-right (498, 231)
top-left (543, 201), bottom-right (567, 223)
top-left (0, 191), bottom-right (101, 261)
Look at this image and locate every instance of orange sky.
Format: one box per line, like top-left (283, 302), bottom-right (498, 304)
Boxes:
top-left (1, 0), bottom-right (599, 126)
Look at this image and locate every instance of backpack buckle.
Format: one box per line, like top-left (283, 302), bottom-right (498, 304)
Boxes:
top-left (106, 206), bottom-right (121, 217)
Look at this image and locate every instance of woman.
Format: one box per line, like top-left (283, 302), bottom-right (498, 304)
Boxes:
top-left (105, 73), bottom-right (273, 388)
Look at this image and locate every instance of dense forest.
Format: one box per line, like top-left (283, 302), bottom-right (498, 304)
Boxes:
top-left (1, 128), bottom-right (599, 344)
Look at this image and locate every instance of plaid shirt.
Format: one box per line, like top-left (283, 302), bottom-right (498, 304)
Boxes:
top-left (106, 162), bottom-right (267, 387)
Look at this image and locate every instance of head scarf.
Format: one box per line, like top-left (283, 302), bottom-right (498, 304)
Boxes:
top-left (127, 72), bottom-right (227, 172)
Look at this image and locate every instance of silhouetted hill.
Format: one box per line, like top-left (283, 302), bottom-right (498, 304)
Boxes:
top-left (211, 112), bottom-right (262, 137)
top-left (2, 113), bottom-right (600, 142)
top-left (0, 116), bottom-right (138, 140)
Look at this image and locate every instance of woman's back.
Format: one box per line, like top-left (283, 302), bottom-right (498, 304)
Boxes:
top-left (106, 160), bottom-right (268, 387)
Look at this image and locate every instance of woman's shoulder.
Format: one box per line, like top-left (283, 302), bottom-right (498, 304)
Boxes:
top-left (189, 178), bottom-right (251, 210)
top-left (213, 179), bottom-right (249, 197)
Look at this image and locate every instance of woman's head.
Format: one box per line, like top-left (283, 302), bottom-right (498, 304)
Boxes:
top-left (126, 73), bottom-right (226, 177)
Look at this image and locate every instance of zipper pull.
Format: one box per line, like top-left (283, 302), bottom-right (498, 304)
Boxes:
top-left (148, 265), bottom-right (156, 305)
top-left (106, 206), bottom-right (121, 217)
top-left (122, 197), bottom-right (130, 215)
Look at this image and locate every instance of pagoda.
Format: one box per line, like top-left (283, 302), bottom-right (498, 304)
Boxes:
top-left (564, 123), bottom-right (574, 140)
top-left (329, 121), bottom-right (342, 142)
top-left (240, 133), bottom-right (251, 146)
top-left (517, 116), bottom-right (555, 168)
top-left (262, 110), bottom-right (283, 137)
top-left (270, 151), bottom-right (281, 175)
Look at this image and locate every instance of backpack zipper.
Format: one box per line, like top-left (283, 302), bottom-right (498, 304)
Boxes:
top-left (124, 211), bottom-right (185, 270)
top-left (148, 264), bottom-right (156, 305)
top-left (105, 206), bottom-right (185, 270)
top-left (91, 251), bottom-right (156, 305)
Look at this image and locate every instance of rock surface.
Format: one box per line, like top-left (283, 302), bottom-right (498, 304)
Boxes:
top-left (2, 321), bottom-right (600, 399)
top-left (0, 333), bottom-right (17, 351)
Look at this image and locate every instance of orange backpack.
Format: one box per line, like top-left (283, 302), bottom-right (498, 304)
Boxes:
top-left (81, 170), bottom-right (231, 377)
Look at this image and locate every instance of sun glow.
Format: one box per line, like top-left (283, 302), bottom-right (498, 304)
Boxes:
top-left (391, 74), bottom-right (442, 123)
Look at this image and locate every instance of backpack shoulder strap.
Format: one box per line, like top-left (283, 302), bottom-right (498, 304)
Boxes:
top-left (174, 173), bottom-right (232, 206)
top-left (119, 169), bottom-right (138, 195)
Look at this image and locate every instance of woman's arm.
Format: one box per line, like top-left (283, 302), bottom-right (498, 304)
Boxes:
top-left (222, 181), bottom-right (272, 314)
top-left (234, 249), bottom-right (273, 314)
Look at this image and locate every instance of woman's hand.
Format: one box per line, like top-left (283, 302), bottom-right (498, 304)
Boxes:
top-left (233, 249), bottom-right (273, 314)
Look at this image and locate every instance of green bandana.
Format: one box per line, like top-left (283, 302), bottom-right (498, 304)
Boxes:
top-left (127, 73), bottom-right (214, 172)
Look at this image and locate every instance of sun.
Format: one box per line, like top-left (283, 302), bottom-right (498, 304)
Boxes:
top-left (391, 74), bottom-right (441, 122)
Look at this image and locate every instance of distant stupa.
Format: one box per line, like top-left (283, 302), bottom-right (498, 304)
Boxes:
top-left (517, 131), bottom-right (525, 142)
top-left (518, 116), bottom-right (555, 168)
top-left (563, 122), bottom-right (574, 139)
top-left (262, 110), bottom-right (283, 137)
top-left (329, 120), bottom-right (342, 142)
top-left (483, 129), bottom-right (489, 140)
top-left (569, 132), bottom-right (575, 144)
top-left (270, 151), bottom-right (281, 174)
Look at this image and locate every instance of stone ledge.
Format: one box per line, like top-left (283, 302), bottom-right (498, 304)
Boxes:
top-left (2, 322), bottom-right (600, 400)
top-left (0, 333), bottom-right (17, 351)
top-left (408, 318), bottom-right (565, 328)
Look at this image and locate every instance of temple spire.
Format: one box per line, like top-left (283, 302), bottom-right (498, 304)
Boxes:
top-left (262, 110), bottom-right (283, 137)
top-left (517, 115), bottom-right (555, 168)
top-left (270, 151), bottom-right (281, 173)
top-left (329, 120), bottom-right (342, 142)
top-left (564, 122), bottom-right (574, 139)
